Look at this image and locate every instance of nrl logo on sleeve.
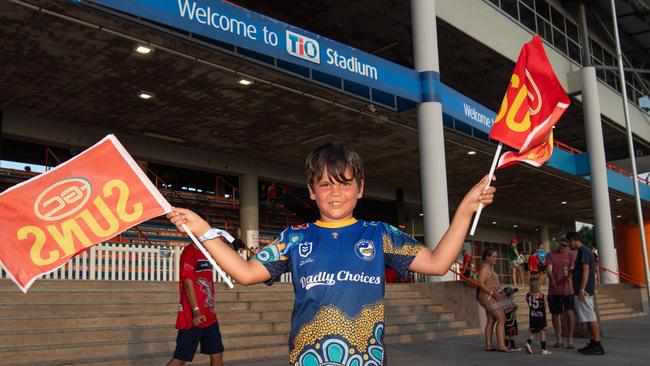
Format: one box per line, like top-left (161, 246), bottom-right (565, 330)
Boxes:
top-left (355, 240), bottom-right (375, 261)
top-left (299, 241), bottom-right (313, 258)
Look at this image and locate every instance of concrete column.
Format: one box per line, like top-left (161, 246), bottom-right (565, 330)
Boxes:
top-left (578, 1), bottom-right (618, 283)
top-left (239, 172), bottom-right (259, 248)
top-left (411, 0), bottom-right (452, 281)
top-left (539, 226), bottom-right (550, 252)
top-left (581, 67), bottom-right (619, 284)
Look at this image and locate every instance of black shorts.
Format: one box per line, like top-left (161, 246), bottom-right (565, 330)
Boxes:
top-left (173, 322), bottom-right (224, 362)
top-left (547, 295), bottom-right (575, 315)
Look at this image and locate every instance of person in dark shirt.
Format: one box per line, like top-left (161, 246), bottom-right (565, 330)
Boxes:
top-left (567, 231), bottom-right (604, 355)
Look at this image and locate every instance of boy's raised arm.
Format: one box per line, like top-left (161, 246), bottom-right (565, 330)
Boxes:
top-left (409, 175), bottom-right (496, 276)
top-left (168, 207), bottom-right (271, 285)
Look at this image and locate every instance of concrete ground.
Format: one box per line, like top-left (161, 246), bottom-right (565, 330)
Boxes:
top-left (228, 316), bottom-right (650, 365)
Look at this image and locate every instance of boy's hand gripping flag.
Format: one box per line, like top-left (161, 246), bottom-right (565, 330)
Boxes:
top-left (470, 36), bottom-right (570, 235)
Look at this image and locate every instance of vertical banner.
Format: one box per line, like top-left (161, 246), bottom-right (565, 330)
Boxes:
top-left (0, 135), bottom-right (172, 292)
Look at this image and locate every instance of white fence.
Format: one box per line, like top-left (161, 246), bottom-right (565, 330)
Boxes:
top-left (0, 243), bottom-right (291, 285)
top-left (0, 243), bottom-right (458, 285)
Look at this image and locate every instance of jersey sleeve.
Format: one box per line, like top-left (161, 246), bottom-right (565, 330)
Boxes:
top-left (253, 228), bottom-right (291, 285)
top-left (382, 223), bottom-right (424, 280)
top-left (180, 246), bottom-right (196, 281)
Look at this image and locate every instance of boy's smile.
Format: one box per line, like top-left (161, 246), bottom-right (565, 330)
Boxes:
top-left (309, 167), bottom-right (364, 223)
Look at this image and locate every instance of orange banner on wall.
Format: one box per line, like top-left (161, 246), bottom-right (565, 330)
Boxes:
top-left (0, 135), bottom-right (172, 292)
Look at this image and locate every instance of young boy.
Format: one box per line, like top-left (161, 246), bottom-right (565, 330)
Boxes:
top-left (524, 276), bottom-right (551, 355)
top-left (167, 142), bottom-right (495, 365)
top-left (167, 242), bottom-right (224, 366)
top-left (502, 287), bottom-right (520, 351)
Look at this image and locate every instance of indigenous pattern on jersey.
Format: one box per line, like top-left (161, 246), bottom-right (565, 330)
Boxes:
top-left (254, 219), bottom-right (423, 366)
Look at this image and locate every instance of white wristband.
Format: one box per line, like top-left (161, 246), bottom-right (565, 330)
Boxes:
top-left (198, 228), bottom-right (235, 244)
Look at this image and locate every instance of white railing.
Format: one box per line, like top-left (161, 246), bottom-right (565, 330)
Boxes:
top-left (0, 243), bottom-right (184, 282)
top-left (0, 243), bottom-right (457, 285)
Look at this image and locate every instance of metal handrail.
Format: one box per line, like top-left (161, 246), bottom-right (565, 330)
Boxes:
top-left (598, 263), bottom-right (646, 288)
top-left (448, 265), bottom-right (478, 287)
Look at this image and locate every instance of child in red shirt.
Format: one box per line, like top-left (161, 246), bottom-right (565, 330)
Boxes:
top-left (167, 244), bottom-right (224, 366)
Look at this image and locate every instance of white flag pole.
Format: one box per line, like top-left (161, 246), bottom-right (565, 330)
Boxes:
top-left (182, 224), bottom-right (235, 289)
top-left (469, 143), bottom-right (503, 236)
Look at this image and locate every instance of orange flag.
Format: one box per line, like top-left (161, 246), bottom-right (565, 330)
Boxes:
top-left (0, 135), bottom-right (172, 292)
top-left (489, 36), bottom-right (570, 168)
top-left (497, 131), bottom-right (555, 168)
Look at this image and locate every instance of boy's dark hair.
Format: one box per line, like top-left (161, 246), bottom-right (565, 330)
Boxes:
top-left (565, 231), bottom-right (580, 242)
top-left (305, 142), bottom-right (364, 191)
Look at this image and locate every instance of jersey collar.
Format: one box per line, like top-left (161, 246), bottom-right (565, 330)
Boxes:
top-left (314, 218), bottom-right (357, 229)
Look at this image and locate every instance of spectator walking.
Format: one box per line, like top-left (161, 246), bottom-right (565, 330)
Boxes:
top-left (462, 249), bottom-right (472, 279)
top-left (567, 231), bottom-right (605, 355)
top-left (508, 238), bottom-right (524, 284)
top-left (524, 276), bottom-right (551, 355)
top-left (167, 242), bottom-right (224, 366)
top-left (267, 182), bottom-right (278, 210)
top-left (528, 250), bottom-right (540, 277)
top-left (536, 243), bottom-right (548, 284)
top-left (545, 237), bottom-right (576, 348)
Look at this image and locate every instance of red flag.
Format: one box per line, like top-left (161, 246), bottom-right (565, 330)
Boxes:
top-left (497, 131), bottom-right (555, 169)
top-left (489, 36), bottom-right (570, 155)
top-left (0, 135), bottom-right (171, 292)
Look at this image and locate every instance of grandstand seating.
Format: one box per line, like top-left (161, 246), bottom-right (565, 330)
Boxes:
top-left (0, 167), bottom-right (305, 248)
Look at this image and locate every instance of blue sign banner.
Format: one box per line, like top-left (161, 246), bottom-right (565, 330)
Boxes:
top-left (440, 83), bottom-right (496, 134)
top-left (81, 0), bottom-right (420, 102)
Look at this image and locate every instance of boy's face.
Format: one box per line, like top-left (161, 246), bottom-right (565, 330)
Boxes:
top-left (308, 166), bottom-right (364, 222)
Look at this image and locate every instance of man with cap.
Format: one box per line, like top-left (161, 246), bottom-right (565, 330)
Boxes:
top-left (508, 238), bottom-right (524, 284)
top-left (545, 236), bottom-right (576, 349)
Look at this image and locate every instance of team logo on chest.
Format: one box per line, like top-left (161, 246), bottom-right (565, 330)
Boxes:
top-left (299, 242), bottom-right (313, 258)
top-left (354, 240), bottom-right (375, 261)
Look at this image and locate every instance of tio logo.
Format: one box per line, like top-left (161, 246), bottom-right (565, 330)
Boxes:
top-left (286, 30), bottom-right (320, 64)
top-left (34, 178), bottom-right (92, 221)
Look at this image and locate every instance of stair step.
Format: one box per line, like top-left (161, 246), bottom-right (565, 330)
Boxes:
top-left (599, 311), bottom-right (646, 321)
top-left (385, 327), bottom-right (481, 344)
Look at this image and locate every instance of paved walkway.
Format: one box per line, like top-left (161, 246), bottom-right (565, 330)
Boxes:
top-left (229, 316), bottom-right (650, 365)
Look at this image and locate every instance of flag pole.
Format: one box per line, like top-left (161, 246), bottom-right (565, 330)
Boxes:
top-left (610, 0), bottom-right (650, 305)
top-left (182, 224), bottom-right (235, 289)
top-left (470, 143), bottom-right (502, 236)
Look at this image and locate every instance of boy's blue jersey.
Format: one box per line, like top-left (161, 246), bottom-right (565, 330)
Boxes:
top-left (254, 218), bottom-right (423, 366)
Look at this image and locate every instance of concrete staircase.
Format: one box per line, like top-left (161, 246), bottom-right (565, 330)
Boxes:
top-left (0, 280), bottom-right (478, 365)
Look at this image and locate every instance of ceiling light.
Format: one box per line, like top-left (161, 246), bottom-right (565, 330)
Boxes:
top-left (238, 79), bottom-right (253, 86)
top-left (138, 91), bottom-right (155, 100)
top-left (616, 214), bottom-right (622, 218)
top-left (513, 224), bottom-right (518, 228)
top-left (491, 221), bottom-right (497, 225)
top-left (616, 198), bottom-right (622, 202)
top-left (134, 44), bottom-right (153, 55)
top-left (561, 201), bottom-right (567, 205)
top-left (143, 132), bottom-right (185, 143)
top-left (224, 193), bottom-right (231, 198)
top-left (419, 213), bottom-right (424, 216)
top-left (467, 151), bottom-right (477, 155)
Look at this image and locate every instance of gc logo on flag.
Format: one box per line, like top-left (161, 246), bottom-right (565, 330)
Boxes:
top-left (286, 30), bottom-right (320, 64)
